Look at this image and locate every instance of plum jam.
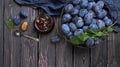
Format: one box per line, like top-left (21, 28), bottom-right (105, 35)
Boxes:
top-left (34, 13), bottom-right (54, 33)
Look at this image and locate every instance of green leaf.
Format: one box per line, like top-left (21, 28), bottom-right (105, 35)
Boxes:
top-left (5, 19), bottom-right (16, 29)
top-left (107, 27), bottom-right (113, 32)
top-left (69, 33), bottom-right (89, 45)
top-left (78, 33), bottom-right (89, 41)
top-left (85, 29), bottom-right (96, 36)
top-left (69, 36), bottom-right (82, 45)
top-left (95, 31), bottom-right (106, 37)
top-left (92, 36), bottom-right (99, 40)
top-left (69, 26), bottom-right (114, 45)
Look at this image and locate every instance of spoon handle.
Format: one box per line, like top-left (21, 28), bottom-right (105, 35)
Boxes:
top-left (23, 35), bottom-right (39, 42)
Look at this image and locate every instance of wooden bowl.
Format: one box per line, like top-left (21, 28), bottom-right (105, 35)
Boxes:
top-left (59, 0), bottom-right (117, 48)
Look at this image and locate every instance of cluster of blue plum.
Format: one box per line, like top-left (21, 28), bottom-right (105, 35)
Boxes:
top-left (61, 0), bottom-right (113, 47)
top-left (13, 10), bottom-right (29, 25)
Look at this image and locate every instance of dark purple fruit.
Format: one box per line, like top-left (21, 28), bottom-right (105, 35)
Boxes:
top-left (88, 2), bottom-right (96, 9)
top-left (50, 35), bottom-right (60, 43)
top-left (71, 8), bottom-right (79, 15)
top-left (61, 24), bottom-right (70, 34)
top-left (20, 10), bottom-right (29, 18)
top-left (72, 0), bottom-right (80, 5)
top-left (64, 4), bottom-right (74, 13)
top-left (89, 23), bottom-right (98, 31)
top-left (74, 29), bottom-right (83, 36)
top-left (79, 9), bottom-right (88, 17)
top-left (85, 38), bottom-right (95, 47)
top-left (13, 15), bottom-right (21, 25)
top-left (62, 13), bottom-right (72, 23)
top-left (81, 0), bottom-right (88, 8)
top-left (97, 1), bottom-right (104, 9)
top-left (97, 20), bottom-right (105, 29)
top-left (69, 23), bottom-right (77, 32)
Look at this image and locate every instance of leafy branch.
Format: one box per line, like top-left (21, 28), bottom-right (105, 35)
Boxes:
top-left (69, 26), bottom-right (114, 45)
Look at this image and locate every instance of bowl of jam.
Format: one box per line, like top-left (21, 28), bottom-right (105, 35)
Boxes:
top-left (34, 13), bottom-right (55, 33)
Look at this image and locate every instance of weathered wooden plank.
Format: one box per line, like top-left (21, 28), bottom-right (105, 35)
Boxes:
top-left (20, 7), bottom-right (38, 67)
top-left (55, 18), bottom-right (73, 67)
top-left (114, 33), bottom-right (120, 67)
top-left (107, 33), bottom-right (116, 66)
top-left (91, 38), bottom-right (108, 67)
top-left (4, 0), bottom-right (22, 67)
top-left (74, 47), bottom-right (90, 67)
top-left (0, 0), bottom-right (4, 66)
top-left (105, 9), bottom-right (120, 67)
top-left (38, 11), bottom-right (56, 67)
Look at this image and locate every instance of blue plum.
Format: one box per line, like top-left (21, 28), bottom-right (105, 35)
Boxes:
top-left (84, 17), bottom-right (92, 25)
top-left (97, 20), bottom-right (105, 29)
top-left (97, 1), bottom-right (104, 9)
top-left (62, 13), bottom-right (72, 23)
top-left (69, 22), bottom-right (77, 32)
top-left (72, 16), bottom-right (83, 22)
top-left (79, 9), bottom-right (88, 17)
top-left (84, 12), bottom-right (94, 25)
top-left (89, 23), bottom-right (98, 31)
top-left (61, 24), bottom-right (70, 34)
top-left (103, 16), bottom-right (109, 21)
top-left (71, 8), bottom-right (79, 15)
top-left (88, 2), bottom-right (96, 9)
top-left (76, 20), bottom-right (84, 28)
top-left (20, 9), bottom-right (29, 18)
top-left (91, 19), bottom-right (97, 24)
top-left (74, 29), bottom-right (83, 36)
top-left (104, 19), bottom-right (112, 26)
top-left (13, 15), bottom-right (21, 25)
top-left (97, 9), bottom-right (107, 18)
top-left (94, 40), bottom-right (101, 45)
top-left (50, 35), bottom-right (60, 43)
top-left (82, 26), bottom-right (88, 31)
top-left (93, 5), bottom-right (101, 13)
top-left (113, 27), bottom-right (120, 33)
top-left (89, 10), bottom-right (96, 17)
top-left (104, 16), bottom-right (112, 26)
top-left (85, 38), bottom-right (95, 47)
top-left (72, 0), bottom-right (80, 5)
top-left (80, 0), bottom-right (88, 8)
top-left (64, 4), bottom-right (74, 13)
top-left (75, 5), bottom-right (81, 10)
top-left (66, 32), bottom-right (73, 39)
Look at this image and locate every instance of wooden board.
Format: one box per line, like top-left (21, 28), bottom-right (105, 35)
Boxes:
top-left (1, 0), bottom-right (120, 67)
top-left (91, 37), bottom-right (108, 67)
top-left (38, 10), bottom-right (56, 67)
top-left (0, 0), bottom-right (4, 67)
top-left (4, 0), bottom-right (38, 67)
top-left (20, 7), bottom-right (38, 67)
top-left (74, 47), bottom-right (90, 67)
top-left (4, 0), bottom-right (22, 67)
top-left (55, 18), bottom-right (73, 67)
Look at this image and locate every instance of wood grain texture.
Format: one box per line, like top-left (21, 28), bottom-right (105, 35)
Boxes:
top-left (115, 33), bottom-right (120, 67)
top-left (20, 7), bottom-right (38, 67)
top-left (4, 0), bottom-right (22, 67)
top-left (0, 0), bottom-right (4, 66)
top-left (1, 0), bottom-right (120, 67)
top-left (107, 33), bottom-right (116, 66)
top-left (74, 47), bottom-right (90, 67)
top-left (91, 39), bottom-right (108, 67)
top-left (38, 11), bottom-right (56, 67)
top-left (55, 18), bottom-right (73, 67)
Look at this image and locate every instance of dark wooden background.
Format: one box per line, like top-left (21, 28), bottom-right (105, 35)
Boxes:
top-left (0, 0), bottom-right (120, 67)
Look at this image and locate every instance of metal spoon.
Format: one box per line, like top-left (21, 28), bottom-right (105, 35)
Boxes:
top-left (14, 30), bottom-right (39, 42)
